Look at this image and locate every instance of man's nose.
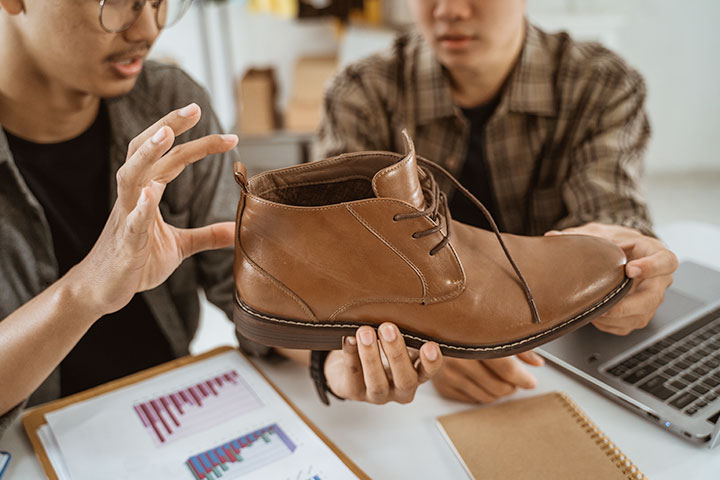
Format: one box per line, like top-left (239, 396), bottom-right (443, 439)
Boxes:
top-left (123, 1), bottom-right (161, 43)
top-left (434, 0), bottom-right (473, 21)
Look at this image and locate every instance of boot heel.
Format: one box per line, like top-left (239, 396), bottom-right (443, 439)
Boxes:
top-left (233, 296), bottom-right (352, 351)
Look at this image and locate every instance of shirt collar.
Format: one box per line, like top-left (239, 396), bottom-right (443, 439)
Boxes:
top-left (415, 22), bottom-right (557, 125)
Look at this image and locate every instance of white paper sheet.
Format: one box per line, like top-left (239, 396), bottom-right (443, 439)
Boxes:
top-left (44, 351), bottom-right (358, 480)
top-left (37, 424), bottom-right (72, 480)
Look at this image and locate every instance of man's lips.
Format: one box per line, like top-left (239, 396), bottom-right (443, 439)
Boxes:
top-left (108, 51), bottom-right (148, 78)
top-left (437, 33), bottom-right (477, 50)
top-left (110, 56), bottom-right (144, 78)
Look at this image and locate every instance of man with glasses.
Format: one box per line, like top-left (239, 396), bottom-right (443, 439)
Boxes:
top-left (0, 0), bottom-right (443, 439)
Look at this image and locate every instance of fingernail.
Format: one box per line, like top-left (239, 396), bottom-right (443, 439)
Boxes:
top-left (545, 230), bottom-right (561, 236)
top-left (346, 336), bottom-right (357, 346)
top-left (425, 344), bottom-right (438, 361)
top-left (152, 127), bottom-right (167, 144)
top-left (627, 265), bottom-right (642, 277)
top-left (358, 329), bottom-right (374, 346)
top-left (379, 324), bottom-right (396, 342)
top-left (221, 134), bottom-right (238, 143)
top-left (179, 103), bottom-right (199, 118)
top-left (533, 353), bottom-right (545, 365)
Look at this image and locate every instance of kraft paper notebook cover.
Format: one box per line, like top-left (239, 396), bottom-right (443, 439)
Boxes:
top-left (23, 346), bottom-right (368, 480)
top-left (437, 392), bottom-right (647, 480)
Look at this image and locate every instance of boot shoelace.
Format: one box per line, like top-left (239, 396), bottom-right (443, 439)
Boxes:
top-left (393, 161), bottom-right (541, 324)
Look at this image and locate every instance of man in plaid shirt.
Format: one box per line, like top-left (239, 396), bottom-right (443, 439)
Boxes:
top-left (316, 0), bottom-right (677, 404)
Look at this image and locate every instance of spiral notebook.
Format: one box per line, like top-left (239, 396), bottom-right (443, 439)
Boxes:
top-left (437, 392), bottom-right (647, 480)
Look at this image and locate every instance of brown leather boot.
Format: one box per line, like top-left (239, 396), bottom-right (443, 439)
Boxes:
top-left (232, 132), bottom-right (631, 359)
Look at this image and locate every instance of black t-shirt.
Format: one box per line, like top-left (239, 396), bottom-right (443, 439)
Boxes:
top-left (448, 96), bottom-right (503, 231)
top-left (7, 104), bottom-right (175, 397)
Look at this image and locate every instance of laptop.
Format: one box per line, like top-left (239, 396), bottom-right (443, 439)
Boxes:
top-left (538, 261), bottom-right (720, 447)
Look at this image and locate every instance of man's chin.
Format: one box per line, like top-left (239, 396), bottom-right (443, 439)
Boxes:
top-left (95, 77), bottom-right (140, 99)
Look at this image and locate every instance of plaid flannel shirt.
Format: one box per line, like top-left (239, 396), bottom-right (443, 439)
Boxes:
top-left (316, 23), bottom-right (653, 236)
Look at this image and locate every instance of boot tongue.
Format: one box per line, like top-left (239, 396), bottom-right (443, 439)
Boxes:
top-left (372, 131), bottom-right (426, 210)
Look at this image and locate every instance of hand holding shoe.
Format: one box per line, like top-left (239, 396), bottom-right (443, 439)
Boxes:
top-left (546, 222), bottom-right (678, 335)
top-left (324, 323), bottom-right (443, 404)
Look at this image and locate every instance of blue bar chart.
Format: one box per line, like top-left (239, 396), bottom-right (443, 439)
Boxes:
top-left (185, 424), bottom-right (297, 479)
top-left (132, 370), bottom-right (263, 445)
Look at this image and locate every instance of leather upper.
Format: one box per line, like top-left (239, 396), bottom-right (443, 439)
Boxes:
top-left (234, 137), bottom-right (627, 347)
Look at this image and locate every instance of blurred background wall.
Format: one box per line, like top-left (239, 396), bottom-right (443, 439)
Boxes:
top-left (151, 0), bottom-right (720, 174)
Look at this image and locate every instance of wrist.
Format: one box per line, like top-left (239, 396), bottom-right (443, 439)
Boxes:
top-left (323, 351), bottom-right (341, 397)
top-left (311, 350), bottom-right (345, 405)
top-left (57, 266), bottom-right (108, 322)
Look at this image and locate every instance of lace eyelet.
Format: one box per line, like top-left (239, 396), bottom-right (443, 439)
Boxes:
top-left (392, 215), bottom-right (400, 222)
top-left (412, 232), bottom-right (421, 239)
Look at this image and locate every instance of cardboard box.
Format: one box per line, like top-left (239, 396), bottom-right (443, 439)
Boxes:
top-left (285, 56), bottom-right (338, 132)
top-left (236, 68), bottom-right (279, 135)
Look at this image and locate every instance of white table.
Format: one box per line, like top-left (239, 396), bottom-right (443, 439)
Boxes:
top-left (2, 221), bottom-right (720, 479)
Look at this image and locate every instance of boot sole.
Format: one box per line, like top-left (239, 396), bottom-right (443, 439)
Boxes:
top-left (233, 277), bottom-right (633, 359)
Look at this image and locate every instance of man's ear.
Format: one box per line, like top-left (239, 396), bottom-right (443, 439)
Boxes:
top-left (0, 0), bottom-right (25, 15)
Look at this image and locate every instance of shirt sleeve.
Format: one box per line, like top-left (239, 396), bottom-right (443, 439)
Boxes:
top-left (0, 400), bottom-right (25, 441)
top-left (315, 64), bottom-right (394, 160)
top-left (554, 67), bottom-right (655, 236)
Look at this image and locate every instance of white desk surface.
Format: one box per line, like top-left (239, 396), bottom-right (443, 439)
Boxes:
top-left (2, 221), bottom-right (720, 479)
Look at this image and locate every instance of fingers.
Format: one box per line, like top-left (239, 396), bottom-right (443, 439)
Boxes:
top-left (482, 357), bottom-right (537, 390)
top-left (335, 325), bottom-right (442, 404)
top-left (431, 367), bottom-right (479, 403)
top-left (591, 320), bottom-right (635, 336)
top-left (626, 249), bottom-right (678, 279)
top-left (116, 126), bottom-right (175, 210)
top-left (595, 276), bottom-right (669, 334)
top-left (126, 103), bottom-right (202, 158)
top-left (339, 336), bottom-right (366, 399)
top-left (124, 182), bottom-right (163, 250)
top-left (377, 323), bottom-right (417, 402)
top-left (356, 327), bottom-right (391, 404)
top-left (117, 103), bottom-right (238, 212)
top-left (176, 222), bottom-right (235, 259)
top-left (516, 350), bottom-right (545, 367)
top-left (449, 358), bottom-right (516, 399)
top-left (151, 134), bottom-right (238, 185)
top-left (607, 275), bottom-right (670, 318)
top-left (444, 363), bottom-right (498, 403)
top-left (417, 342), bottom-right (442, 383)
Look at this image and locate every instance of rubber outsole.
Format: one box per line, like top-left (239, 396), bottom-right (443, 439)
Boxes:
top-left (233, 277), bottom-right (633, 359)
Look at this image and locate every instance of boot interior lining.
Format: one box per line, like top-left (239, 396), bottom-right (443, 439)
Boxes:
top-left (260, 177), bottom-right (375, 206)
top-left (250, 152), bottom-right (403, 206)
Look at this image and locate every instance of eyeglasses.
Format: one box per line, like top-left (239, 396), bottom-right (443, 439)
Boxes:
top-left (98, 0), bottom-right (194, 33)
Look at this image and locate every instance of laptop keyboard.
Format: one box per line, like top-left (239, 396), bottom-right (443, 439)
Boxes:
top-left (605, 305), bottom-right (720, 417)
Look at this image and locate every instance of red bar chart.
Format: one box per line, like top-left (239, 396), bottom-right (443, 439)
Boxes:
top-left (185, 424), bottom-right (297, 479)
top-left (133, 370), bottom-right (263, 446)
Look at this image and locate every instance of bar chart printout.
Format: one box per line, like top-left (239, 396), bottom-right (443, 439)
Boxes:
top-left (132, 370), bottom-right (263, 446)
top-left (186, 424), bottom-right (297, 479)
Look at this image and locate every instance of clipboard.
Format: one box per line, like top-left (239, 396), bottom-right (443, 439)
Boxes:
top-left (22, 346), bottom-right (368, 480)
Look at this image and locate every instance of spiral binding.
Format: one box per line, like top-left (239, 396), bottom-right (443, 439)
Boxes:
top-left (557, 392), bottom-right (648, 480)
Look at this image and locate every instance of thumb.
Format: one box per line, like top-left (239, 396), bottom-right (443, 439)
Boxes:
top-left (178, 222), bottom-right (235, 259)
